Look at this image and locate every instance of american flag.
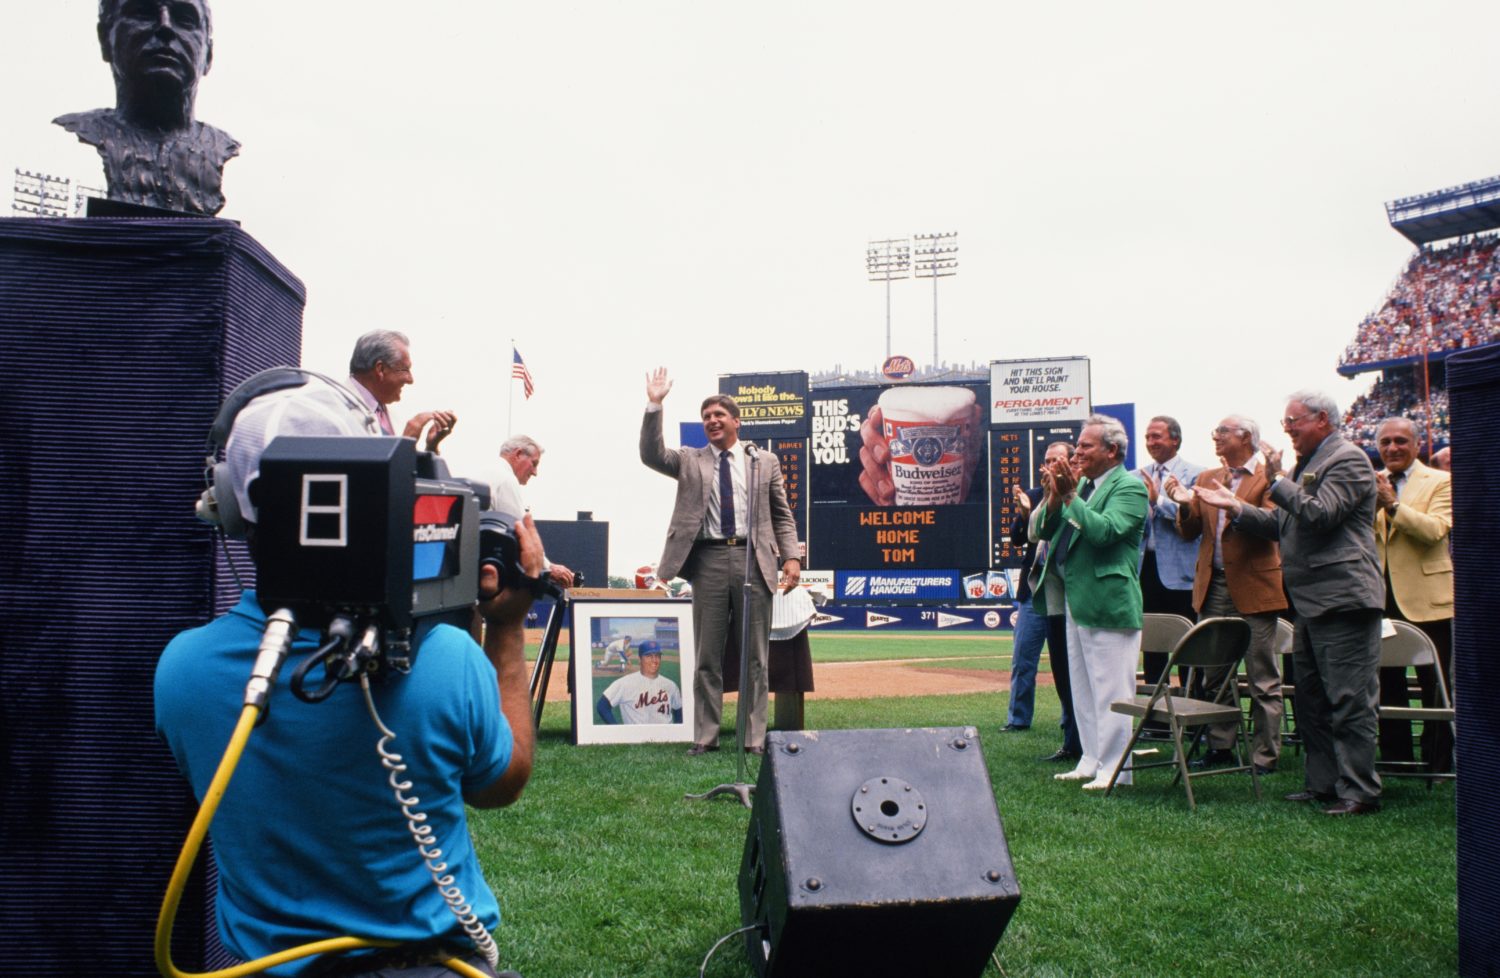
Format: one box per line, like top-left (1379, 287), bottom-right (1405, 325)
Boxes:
top-left (512, 346), bottom-right (534, 399)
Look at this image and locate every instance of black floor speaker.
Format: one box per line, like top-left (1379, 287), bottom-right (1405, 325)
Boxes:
top-left (739, 727), bottom-right (1020, 978)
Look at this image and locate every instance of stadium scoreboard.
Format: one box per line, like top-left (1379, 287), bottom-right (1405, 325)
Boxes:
top-left (720, 359), bottom-right (1102, 593)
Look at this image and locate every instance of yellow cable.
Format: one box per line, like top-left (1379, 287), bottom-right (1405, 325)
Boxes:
top-left (154, 704), bottom-right (398, 978)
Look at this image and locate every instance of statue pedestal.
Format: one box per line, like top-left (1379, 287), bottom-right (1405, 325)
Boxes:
top-left (0, 217), bottom-right (304, 975)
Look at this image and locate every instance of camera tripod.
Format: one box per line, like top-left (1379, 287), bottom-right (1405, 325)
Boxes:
top-left (527, 578), bottom-right (576, 730)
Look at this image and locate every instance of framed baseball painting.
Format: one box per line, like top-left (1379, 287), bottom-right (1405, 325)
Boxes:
top-left (571, 598), bottom-right (696, 745)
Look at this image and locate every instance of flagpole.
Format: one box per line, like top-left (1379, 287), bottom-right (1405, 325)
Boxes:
top-left (507, 340), bottom-right (516, 438)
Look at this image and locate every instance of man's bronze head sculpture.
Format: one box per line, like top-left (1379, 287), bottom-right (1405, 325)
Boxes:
top-left (56, 0), bottom-right (238, 215)
top-left (97, 0), bottom-right (213, 128)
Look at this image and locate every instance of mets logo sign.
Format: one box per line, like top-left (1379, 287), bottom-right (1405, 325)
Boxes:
top-left (882, 355), bottom-right (915, 380)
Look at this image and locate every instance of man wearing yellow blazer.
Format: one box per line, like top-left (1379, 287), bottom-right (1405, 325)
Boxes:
top-left (1031, 414), bottom-right (1149, 790)
top-left (1373, 417), bottom-right (1454, 772)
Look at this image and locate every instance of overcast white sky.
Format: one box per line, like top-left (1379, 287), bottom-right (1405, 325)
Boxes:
top-left (5, 1), bottom-right (1497, 575)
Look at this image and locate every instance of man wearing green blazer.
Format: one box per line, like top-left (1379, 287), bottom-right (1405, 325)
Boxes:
top-left (1031, 414), bottom-right (1149, 789)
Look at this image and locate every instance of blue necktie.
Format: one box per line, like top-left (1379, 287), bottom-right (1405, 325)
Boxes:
top-left (1144, 464), bottom-right (1164, 549)
top-left (719, 450), bottom-right (736, 538)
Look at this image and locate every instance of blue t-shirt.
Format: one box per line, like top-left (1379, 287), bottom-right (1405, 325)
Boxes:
top-left (155, 591), bottom-right (513, 975)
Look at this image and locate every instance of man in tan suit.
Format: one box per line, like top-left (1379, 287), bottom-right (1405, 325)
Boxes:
top-left (1166, 415), bottom-right (1287, 774)
top-left (640, 367), bottom-right (801, 755)
top-left (1373, 417), bottom-right (1454, 772)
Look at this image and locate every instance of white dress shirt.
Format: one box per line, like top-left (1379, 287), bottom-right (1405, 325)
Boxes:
top-left (703, 440), bottom-right (749, 539)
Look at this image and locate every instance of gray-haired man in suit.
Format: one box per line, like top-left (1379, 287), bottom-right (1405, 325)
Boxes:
top-left (640, 367), bottom-right (801, 755)
top-left (1193, 390), bottom-right (1385, 815)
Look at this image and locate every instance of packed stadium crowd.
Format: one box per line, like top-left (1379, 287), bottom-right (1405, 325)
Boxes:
top-left (1342, 375), bottom-right (1449, 450)
top-left (1340, 233), bottom-right (1500, 367)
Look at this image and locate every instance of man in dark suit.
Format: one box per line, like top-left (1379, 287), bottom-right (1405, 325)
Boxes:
top-left (345, 329), bottom-right (456, 451)
top-left (1031, 414), bottom-right (1149, 790)
top-left (1006, 442), bottom-right (1082, 764)
top-left (1193, 390), bottom-right (1385, 815)
top-left (1166, 414), bottom-right (1287, 774)
top-left (640, 367), bottom-right (801, 755)
top-left (1373, 417), bottom-right (1454, 772)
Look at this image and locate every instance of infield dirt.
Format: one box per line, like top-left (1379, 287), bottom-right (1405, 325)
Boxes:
top-left (532, 645), bottom-right (1043, 702)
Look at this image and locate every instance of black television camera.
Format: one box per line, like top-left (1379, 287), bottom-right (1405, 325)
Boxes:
top-left (252, 435), bottom-right (556, 701)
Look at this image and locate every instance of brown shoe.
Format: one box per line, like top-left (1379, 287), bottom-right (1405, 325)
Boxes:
top-left (686, 743), bottom-right (719, 756)
top-left (745, 745), bottom-right (765, 756)
top-left (1284, 789), bottom-right (1336, 804)
top-left (1323, 798), bottom-right (1381, 816)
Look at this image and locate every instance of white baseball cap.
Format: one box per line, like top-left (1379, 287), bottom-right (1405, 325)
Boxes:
top-left (770, 586), bottom-right (816, 642)
top-left (216, 371), bottom-right (378, 528)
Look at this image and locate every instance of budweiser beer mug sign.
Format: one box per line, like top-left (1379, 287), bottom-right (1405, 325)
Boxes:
top-left (878, 386), bottom-right (975, 505)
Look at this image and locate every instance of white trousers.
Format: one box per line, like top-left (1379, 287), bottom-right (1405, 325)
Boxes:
top-left (1064, 600), bottom-right (1141, 785)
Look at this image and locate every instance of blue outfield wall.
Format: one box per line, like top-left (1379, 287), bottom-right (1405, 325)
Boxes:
top-left (808, 604), bottom-right (1016, 632)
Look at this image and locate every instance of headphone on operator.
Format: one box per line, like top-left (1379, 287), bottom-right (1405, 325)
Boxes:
top-left (195, 367), bottom-right (380, 539)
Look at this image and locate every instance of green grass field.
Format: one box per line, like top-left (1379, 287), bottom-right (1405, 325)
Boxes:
top-left (535, 630), bottom-right (1018, 665)
top-left (798, 630), bottom-right (1015, 663)
top-left (481, 631), bottom-right (1458, 977)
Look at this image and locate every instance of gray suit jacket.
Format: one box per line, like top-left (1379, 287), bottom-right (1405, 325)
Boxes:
top-left (1231, 433), bottom-right (1383, 617)
top-left (640, 409), bottom-right (799, 592)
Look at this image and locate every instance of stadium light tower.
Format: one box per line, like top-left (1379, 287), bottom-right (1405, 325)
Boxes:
top-left (73, 184), bottom-right (105, 216)
top-left (866, 238), bottom-right (910, 360)
top-left (914, 231), bottom-right (958, 368)
top-left (13, 169), bottom-right (70, 218)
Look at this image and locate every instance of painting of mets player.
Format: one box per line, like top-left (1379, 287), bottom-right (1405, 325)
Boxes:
top-left (595, 640), bottom-right (683, 725)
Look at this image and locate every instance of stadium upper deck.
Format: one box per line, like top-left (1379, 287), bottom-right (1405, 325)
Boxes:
top-left (1386, 174), bottom-right (1500, 247)
top-left (1340, 174), bottom-right (1500, 378)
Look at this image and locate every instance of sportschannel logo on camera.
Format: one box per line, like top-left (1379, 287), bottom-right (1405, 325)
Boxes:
top-left (414, 494), bottom-right (465, 581)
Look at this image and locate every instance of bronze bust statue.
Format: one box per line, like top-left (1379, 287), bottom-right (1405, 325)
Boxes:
top-left (55, 0), bottom-right (239, 216)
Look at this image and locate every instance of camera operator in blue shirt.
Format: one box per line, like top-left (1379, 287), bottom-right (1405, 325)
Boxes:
top-left (155, 377), bottom-right (537, 977)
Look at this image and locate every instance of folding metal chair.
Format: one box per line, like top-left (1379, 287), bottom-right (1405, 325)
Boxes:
top-left (1134, 613), bottom-right (1194, 742)
top-left (1273, 617), bottom-right (1299, 753)
top-left (1105, 616), bottom-right (1256, 810)
top-left (1376, 620), bottom-right (1456, 787)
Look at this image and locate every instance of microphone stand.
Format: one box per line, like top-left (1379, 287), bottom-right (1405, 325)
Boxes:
top-left (687, 440), bottom-right (762, 809)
